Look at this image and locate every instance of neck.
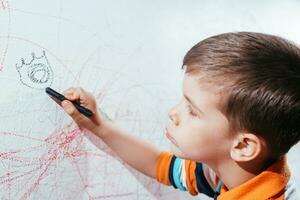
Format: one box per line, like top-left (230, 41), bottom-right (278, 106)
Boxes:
top-left (209, 158), bottom-right (275, 190)
top-left (219, 162), bottom-right (257, 190)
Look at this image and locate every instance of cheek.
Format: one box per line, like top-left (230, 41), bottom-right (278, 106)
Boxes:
top-left (184, 132), bottom-right (216, 159)
top-left (173, 123), bottom-right (211, 157)
top-left (174, 121), bottom-right (230, 161)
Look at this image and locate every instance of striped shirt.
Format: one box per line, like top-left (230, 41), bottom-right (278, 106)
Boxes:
top-left (155, 152), bottom-right (300, 199)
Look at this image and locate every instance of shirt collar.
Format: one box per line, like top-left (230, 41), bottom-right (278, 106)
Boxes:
top-left (217, 156), bottom-right (290, 200)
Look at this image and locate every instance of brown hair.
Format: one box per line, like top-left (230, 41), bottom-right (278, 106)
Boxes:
top-left (183, 32), bottom-right (300, 158)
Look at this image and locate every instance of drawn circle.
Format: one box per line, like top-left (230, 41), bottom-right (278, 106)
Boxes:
top-left (27, 63), bottom-right (51, 84)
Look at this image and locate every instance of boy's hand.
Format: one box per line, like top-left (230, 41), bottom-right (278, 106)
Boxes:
top-left (61, 88), bottom-right (160, 179)
top-left (61, 87), bottom-right (103, 135)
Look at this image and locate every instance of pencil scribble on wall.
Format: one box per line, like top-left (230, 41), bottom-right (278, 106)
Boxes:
top-left (16, 51), bottom-right (53, 89)
top-left (0, 0), bottom-right (8, 10)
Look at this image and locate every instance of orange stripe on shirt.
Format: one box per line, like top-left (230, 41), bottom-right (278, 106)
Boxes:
top-left (185, 159), bottom-right (199, 195)
top-left (155, 151), bottom-right (173, 185)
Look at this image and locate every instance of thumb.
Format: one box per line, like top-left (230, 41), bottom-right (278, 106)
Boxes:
top-left (61, 100), bottom-right (79, 117)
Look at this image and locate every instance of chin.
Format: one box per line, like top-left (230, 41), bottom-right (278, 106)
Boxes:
top-left (170, 144), bottom-right (207, 162)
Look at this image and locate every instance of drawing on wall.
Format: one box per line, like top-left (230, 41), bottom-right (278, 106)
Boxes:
top-left (1, 1), bottom-right (299, 200)
top-left (0, 124), bottom-right (88, 200)
top-left (0, 0), bottom-right (8, 9)
top-left (16, 51), bottom-right (53, 89)
top-left (0, 0), bottom-right (10, 71)
top-left (0, 2), bottom-right (170, 199)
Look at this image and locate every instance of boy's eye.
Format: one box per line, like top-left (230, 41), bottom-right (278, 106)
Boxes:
top-left (187, 105), bottom-right (197, 117)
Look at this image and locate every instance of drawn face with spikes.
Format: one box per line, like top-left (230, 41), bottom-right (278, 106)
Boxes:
top-left (16, 51), bottom-right (53, 89)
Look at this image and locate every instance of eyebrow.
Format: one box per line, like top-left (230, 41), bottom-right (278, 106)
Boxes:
top-left (184, 94), bottom-right (204, 114)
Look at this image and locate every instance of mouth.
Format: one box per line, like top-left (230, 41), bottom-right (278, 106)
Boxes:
top-left (165, 129), bottom-right (179, 147)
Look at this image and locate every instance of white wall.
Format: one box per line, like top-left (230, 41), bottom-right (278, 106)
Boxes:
top-left (0, 0), bottom-right (299, 199)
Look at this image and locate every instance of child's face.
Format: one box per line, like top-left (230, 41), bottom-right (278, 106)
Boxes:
top-left (166, 73), bottom-right (233, 164)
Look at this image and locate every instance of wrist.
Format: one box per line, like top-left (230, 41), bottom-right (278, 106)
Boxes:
top-left (94, 120), bottom-right (111, 138)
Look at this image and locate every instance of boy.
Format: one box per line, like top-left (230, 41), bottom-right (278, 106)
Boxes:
top-left (60, 32), bottom-right (300, 199)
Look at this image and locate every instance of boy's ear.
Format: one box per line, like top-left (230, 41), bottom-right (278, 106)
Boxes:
top-left (230, 133), bottom-right (262, 162)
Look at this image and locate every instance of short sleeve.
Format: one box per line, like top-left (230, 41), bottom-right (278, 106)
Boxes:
top-left (155, 152), bottom-right (217, 197)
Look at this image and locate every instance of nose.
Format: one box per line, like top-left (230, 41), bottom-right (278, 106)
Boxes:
top-left (168, 107), bottom-right (179, 126)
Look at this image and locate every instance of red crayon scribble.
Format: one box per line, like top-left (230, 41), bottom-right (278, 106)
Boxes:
top-left (0, 123), bottom-right (90, 199)
top-left (0, 119), bottom-right (148, 199)
top-left (92, 192), bottom-right (134, 199)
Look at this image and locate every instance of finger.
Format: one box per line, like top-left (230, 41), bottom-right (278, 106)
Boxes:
top-left (73, 87), bottom-right (87, 102)
top-left (63, 87), bottom-right (75, 95)
top-left (61, 100), bottom-right (83, 122)
top-left (76, 87), bottom-right (86, 95)
top-left (61, 100), bottom-right (76, 115)
top-left (64, 87), bottom-right (82, 101)
top-left (63, 87), bottom-right (76, 100)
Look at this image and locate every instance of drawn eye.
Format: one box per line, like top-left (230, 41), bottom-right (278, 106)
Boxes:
top-left (27, 63), bottom-right (50, 84)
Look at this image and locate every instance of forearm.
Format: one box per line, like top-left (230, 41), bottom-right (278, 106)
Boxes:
top-left (94, 121), bottom-right (161, 178)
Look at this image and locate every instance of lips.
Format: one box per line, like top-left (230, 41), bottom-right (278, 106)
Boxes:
top-left (165, 128), bottom-right (179, 147)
